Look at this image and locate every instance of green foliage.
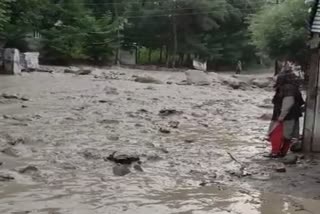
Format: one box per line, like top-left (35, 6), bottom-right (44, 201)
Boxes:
top-left (249, 0), bottom-right (309, 64)
top-left (0, 0), bottom-right (310, 68)
top-left (41, 0), bottom-right (118, 63)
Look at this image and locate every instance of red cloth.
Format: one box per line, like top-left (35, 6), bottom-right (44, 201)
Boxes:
top-left (269, 123), bottom-right (284, 155)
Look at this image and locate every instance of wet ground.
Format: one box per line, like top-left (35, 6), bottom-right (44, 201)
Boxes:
top-left (0, 67), bottom-right (320, 214)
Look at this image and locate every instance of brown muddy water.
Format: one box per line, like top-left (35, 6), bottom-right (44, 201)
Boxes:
top-left (0, 68), bottom-right (320, 214)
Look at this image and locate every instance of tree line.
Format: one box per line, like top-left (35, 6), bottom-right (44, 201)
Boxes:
top-left (0, 0), bottom-right (310, 70)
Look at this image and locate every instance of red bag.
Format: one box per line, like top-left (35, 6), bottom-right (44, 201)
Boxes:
top-left (269, 123), bottom-right (284, 155)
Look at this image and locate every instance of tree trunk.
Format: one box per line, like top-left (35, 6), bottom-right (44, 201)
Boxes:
top-left (136, 47), bottom-right (139, 64)
top-left (165, 46), bottom-right (169, 67)
top-left (114, 2), bottom-right (120, 66)
top-left (172, 2), bottom-right (178, 68)
top-left (148, 49), bottom-right (152, 64)
top-left (159, 46), bottom-right (163, 64)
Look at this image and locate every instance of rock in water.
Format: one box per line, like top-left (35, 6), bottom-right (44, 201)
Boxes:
top-left (275, 164), bottom-right (286, 173)
top-left (113, 165), bottom-right (131, 176)
top-left (185, 70), bottom-right (210, 86)
top-left (77, 69), bottom-right (92, 75)
top-left (259, 113), bottom-right (272, 121)
top-left (159, 128), bottom-right (171, 134)
top-left (168, 121), bottom-right (180, 128)
top-left (105, 152), bottom-right (140, 165)
top-left (1, 147), bottom-right (19, 157)
top-left (250, 77), bottom-right (273, 88)
top-left (282, 154), bottom-right (298, 165)
top-left (19, 165), bottom-right (38, 174)
top-left (133, 164), bottom-right (144, 172)
top-left (0, 173), bottom-right (14, 181)
top-left (134, 76), bottom-right (163, 84)
top-left (159, 109), bottom-right (182, 117)
top-left (291, 142), bottom-right (302, 152)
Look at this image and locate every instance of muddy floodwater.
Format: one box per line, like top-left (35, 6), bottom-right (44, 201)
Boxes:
top-left (0, 68), bottom-right (320, 214)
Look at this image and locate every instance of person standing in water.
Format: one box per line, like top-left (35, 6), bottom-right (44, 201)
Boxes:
top-left (266, 69), bottom-right (304, 158)
top-left (236, 60), bottom-right (242, 74)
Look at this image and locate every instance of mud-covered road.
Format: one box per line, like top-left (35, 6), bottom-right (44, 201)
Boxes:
top-left (0, 67), bottom-right (320, 214)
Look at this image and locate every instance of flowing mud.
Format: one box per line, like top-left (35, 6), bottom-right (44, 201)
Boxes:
top-left (0, 68), bottom-right (320, 214)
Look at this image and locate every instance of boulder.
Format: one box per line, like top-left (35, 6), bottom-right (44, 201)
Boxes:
top-left (282, 154), bottom-right (298, 165)
top-left (250, 78), bottom-right (273, 88)
top-left (220, 76), bottom-right (246, 89)
top-left (159, 127), bottom-right (171, 134)
top-left (275, 164), bottom-right (286, 173)
top-left (185, 69), bottom-right (210, 86)
top-left (3, 48), bottom-right (21, 75)
top-left (19, 165), bottom-right (39, 174)
top-left (159, 109), bottom-right (182, 117)
top-left (64, 67), bottom-right (92, 75)
top-left (0, 173), bottom-right (14, 182)
top-left (133, 164), bottom-right (144, 172)
top-left (113, 165), bottom-right (131, 176)
top-left (1, 147), bottom-right (19, 157)
top-left (105, 152), bottom-right (140, 165)
top-left (20, 52), bottom-right (39, 70)
top-left (291, 142), bottom-right (302, 152)
top-left (259, 113), bottom-right (272, 121)
top-left (134, 76), bottom-right (163, 84)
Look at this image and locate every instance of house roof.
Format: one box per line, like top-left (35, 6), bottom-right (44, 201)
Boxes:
top-left (311, 0), bottom-right (320, 33)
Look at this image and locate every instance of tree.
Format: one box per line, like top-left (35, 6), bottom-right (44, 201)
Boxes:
top-left (249, 0), bottom-right (309, 67)
top-left (41, 0), bottom-right (118, 64)
top-left (0, 0), bottom-right (11, 32)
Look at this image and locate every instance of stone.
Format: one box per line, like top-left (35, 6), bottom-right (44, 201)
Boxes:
top-left (168, 121), bottom-right (180, 128)
top-left (113, 165), bottom-right (131, 176)
top-left (82, 149), bottom-right (101, 160)
top-left (282, 154), bottom-right (298, 165)
top-left (64, 67), bottom-right (80, 74)
top-left (221, 76), bottom-right (246, 90)
top-left (159, 109), bottom-right (182, 117)
top-left (77, 69), bottom-right (92, 75)
top-left (134, 76), bottom-right (163, 84)
top-left (1, 93), bottom-right (20, 99)
top-left (133, 164), bottom-right (144, 172)
top-left (0, 173), bottom-right (14, 182)
top-left (250, 78), bottom-right (272, 88)
top-left (159, 127), bottom-right (171, 134)
top-left (3, 48), bottom-right (21, 75)
top-left (291, 142), bottom-right (302, 152)
top-left (19, 165), bottom-right (38, 174)
top-left (1, 147), bottom-right (19, 157)
top-left (105, 152), bottom-right (140, 165)
top-left (20, 52), bottom-right (39, 70)
top-left (275, 164), bottom-right (286, 173)
top-left (259, 113), bottom-right (272, 121)
top-left (185, 69), bottom-right (210, 86)
top-left (184, 139), bottom-right (195, 143)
